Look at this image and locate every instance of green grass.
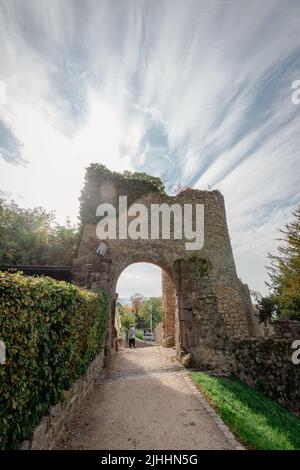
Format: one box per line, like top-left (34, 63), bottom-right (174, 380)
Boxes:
top-left (191, 372), bottom-right (300, 450)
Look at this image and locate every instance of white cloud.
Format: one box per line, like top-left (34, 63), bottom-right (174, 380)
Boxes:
top-left (0, 0), bottom-right (300, 294)
top-left (116, 263), bottom-right (162, 298)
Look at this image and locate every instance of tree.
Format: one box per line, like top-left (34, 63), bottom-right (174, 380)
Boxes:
top-left (120, 313), bottom-right (135, 332)
top-left (252, 291), bottom-right (279, 323)
top-left (130, 293), bottom-right (147, 328)
top-left (131, 293), bottom-right (144, 316)
top-left (267, 205), bottom-right (300, 320)
top-left (43, 218), bottom-right (78, 265)
top-left (116, 302), bottom-right (135, 333)
top-left (139, 297), bottom-right (163, 331)
top-left (0, 198), bottom-right (78, 266)
top-left (123, 304), bottom-right (133, 315)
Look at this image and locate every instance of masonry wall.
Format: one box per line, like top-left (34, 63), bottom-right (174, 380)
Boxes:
top-left (229, 323), bottom-right (300, 415)
top-left (162, 271), bottom-right (176, 347)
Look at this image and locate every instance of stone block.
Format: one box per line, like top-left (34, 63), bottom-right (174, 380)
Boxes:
top-left (31, 416), bottom-right (50, 450)
top-left (19, 440), bottom-right (31, 450)
top-left (50, 402), bottom-right (61, 418)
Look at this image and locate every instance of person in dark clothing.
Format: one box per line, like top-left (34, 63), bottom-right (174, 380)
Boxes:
top-left (128, 324), bottom-right (136, 348)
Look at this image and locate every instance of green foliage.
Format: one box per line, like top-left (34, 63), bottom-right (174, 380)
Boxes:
top-left (122, 170), bottom-right (165, 193)
top-left (115, 301), bottom-right (125, 315)
top-left (120, 313), bottom-right (136, 332)
top-left (0, 198), bottom-right (78, 265)
top-left (0, 271), bottom-right (109, 449)
top-left (185, 256), bottom-right (212, 278)
top-left (116, 302), bottom-right (137, 333)
top-left (131, 293), bottom-right (145, 316)
top-left (130, 293), bottom-right (147, 329)
top-left (85, 164), bottom-right (165, 194)
top-left (192, 372), bottom-right (300, 450)
top-left (139, 297), bottom-right (163, 331)
top-left (79, 164), bottom-right (165, 226)
top-left (196, 258), bottom-right (212, 277)
top-left (135, 329), bottom-right (145, 341)
top-left (267, 205), bottom-right (300, 319)
top-left (252, 291), bottom-right (279, 323)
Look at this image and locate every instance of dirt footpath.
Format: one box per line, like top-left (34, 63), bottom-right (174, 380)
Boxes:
top-left (55, 346), bottom-right (242, 450)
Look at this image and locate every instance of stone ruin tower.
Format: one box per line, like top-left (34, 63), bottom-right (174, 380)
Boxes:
top-left (73, 164), bottom-right (260, 370)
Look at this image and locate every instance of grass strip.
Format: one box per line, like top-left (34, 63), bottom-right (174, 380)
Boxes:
top-left (191, 372), bottom-right (300, 450)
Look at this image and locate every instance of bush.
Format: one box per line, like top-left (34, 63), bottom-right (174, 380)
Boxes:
top-left (252, 292), bottom-right (279, 323)
top-left (135, 329), bottom-right (144, 341)
top-left (0, 271), bottom-right (109, 449)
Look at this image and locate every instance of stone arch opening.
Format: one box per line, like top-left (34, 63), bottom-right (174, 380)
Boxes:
top-left (113, 261), bottom-right (178, 350)
top-left (73, 165), bottom-right (261, 370)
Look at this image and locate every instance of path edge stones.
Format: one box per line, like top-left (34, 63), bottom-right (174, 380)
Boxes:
top-left (184, 374), bottom-right (245, 451)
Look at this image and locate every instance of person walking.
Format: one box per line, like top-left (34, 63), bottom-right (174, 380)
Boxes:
top-left (128, 324), bottom-right (136, 348)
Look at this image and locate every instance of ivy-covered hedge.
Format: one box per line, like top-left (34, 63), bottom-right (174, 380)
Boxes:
top-left (0, 271), bottom-right (109, 449)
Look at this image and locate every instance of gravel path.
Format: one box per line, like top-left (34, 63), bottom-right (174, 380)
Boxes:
top-left (55, 346), bottom-right (242, 450)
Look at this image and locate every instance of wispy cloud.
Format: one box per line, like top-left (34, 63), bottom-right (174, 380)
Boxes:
top-left (0, 0), bottom-right (299, 293)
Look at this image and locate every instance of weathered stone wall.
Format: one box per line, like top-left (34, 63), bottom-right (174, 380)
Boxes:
top-left (73, 166), bottom-right (260, 369)
top-left (20, 351), bottom-right (105, 450)
top-left (162, 270), bottom-right (176, 347)
top-left (229, 332), bottom-right (300, 416)
top-left (272, 319), bottom-right (300, 338)
top-left (155, 322), bottom-right (163, 345)
top-left (237, 281), bottom-right (261, 337)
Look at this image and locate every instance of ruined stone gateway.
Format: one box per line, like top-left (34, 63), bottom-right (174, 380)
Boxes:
top-left (73, 164), bottom-right (260, 370)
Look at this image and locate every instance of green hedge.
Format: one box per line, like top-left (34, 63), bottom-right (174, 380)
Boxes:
top-left (0, 271), bottom-right (109, 449)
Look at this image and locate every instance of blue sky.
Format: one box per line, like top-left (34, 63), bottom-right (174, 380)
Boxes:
top-left (0, 0), bottom-right (300, 296)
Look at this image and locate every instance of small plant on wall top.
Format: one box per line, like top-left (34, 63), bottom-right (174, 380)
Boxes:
top-left (186, 256), bottom-right (212, 278)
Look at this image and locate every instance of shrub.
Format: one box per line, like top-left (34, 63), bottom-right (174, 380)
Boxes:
top-left (135, 329), bottom-right (144, 341)
top-left (0, 271), bottom-right (109, 449)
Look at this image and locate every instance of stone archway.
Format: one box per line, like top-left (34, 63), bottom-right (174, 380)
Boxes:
top-left (114, 261), bottom-right (178, 350)
top-left (73, 165), bottom-right (260, 370)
